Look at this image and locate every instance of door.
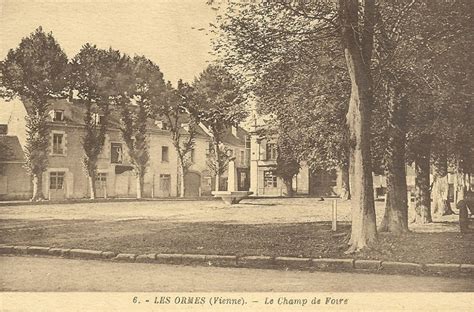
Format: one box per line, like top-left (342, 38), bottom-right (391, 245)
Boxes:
top-left (263, 170), bottom-right (280, 195)
top-left (49, 172), bottom-right (66, 200)
top-left (96, 173), bottom-right (107, 198)
top-left (184, 172), bottom-right (201, 197)
top-left (159, 174), bottom-right (171, 197)
top-left (237, 168), bottom-right (250, 191)
top-left (115, 171), bottom-right (136, 198)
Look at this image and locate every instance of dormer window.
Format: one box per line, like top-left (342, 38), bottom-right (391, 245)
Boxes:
top-left (52, 110), bottom-right (64, 122)
top-left (93, 113), bottom-right (105, 125)
top-left (155, 120), bottom-right (169, 130)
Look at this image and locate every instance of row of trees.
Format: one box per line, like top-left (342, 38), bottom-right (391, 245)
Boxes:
top-left (0, 27), bottom-right (248, 201)
top-left (209, 0), bottom-right (473, 252)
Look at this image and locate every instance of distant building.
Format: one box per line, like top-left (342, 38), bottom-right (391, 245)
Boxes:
top-left (0, 131), bottom-right (31, 200)
top-left (248, 125), bottom-right (310, 196)
top-left (2, 98), bottom-right (249, 200)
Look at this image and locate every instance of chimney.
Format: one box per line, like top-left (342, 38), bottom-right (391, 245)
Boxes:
top-left (232, 125), bottom-right (238, 137)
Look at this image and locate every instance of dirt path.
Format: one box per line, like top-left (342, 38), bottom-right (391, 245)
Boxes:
top-left (2, 256), bottom-right (473, 292)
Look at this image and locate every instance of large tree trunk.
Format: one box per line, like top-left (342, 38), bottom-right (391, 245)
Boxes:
top-left (214, 141), bottom-right (221, 191)
top-left (414, 141), bottom-right (432, 224)
top-left (136, 171), bottom-right (144, 199)
top-left (340, 164), bottom-right (351, 200)
top-left (453, 159), bottom-right (467, 206)
top-left (88, 171), bottom-right (96, 200)
top-left (283, 178), bottom-right (294, 197)
top-left (380, 171), bottom-right (409, 233)
top-left (340, 0), bottom-right (377, 253)
top-left (379, 85), bottom-right (408, 234)
top-left (31, 172), bottom-right (45, 201)
top-left (26, 102), bottom-right (49, 202)
top-left (179, 164), bottom-right (185, 198)
top-left (432, 153), bottom-right (453, 216)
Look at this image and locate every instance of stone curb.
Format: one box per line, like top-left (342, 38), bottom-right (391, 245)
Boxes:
top-left (101, 251), bottom-right (116, 259)
top-left (238, 256), bottom-right (275, 268)
top-left (0, 245), bottom-right (472, 277)
top-left (13, 246), bottom-right (29, 255)
top-left (460, 264), bottom-right (474, 274)
top-left (205, 255), bottom-right (237, 267)
top-left (155, 253), bottom-right (183, 265)
top-left (354, 259), bottom-right (382, 270)
top-left (275, 257), bottom-right (312, 269)
top-left (69, 249), bottom-right (103, 260)
top-left (48, 248), bottom-right (71, 257)
top-left (424, 263), bottom-right (461, 274)
top-left (380, 261), bottom-right (424, 273)
top-left (312, 258), bottom-right (354, 270)
top-left (113, 253), bottom-right (137, 261)
top-left (135, 253), bottom-right (157, 263)
top-left (27, 246), bottom-right (51, 256)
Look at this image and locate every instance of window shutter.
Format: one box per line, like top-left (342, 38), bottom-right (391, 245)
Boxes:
top-left (259, 140), bottom-right (267, 161)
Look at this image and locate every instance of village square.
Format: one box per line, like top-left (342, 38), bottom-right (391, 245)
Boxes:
top-left (0, 1), bottom-right (473, 309)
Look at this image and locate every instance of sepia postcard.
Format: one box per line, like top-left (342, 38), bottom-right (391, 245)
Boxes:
top-left (0, 0), bottom-right (473, 311)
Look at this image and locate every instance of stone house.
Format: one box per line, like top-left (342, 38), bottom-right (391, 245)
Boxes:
top-left (0, 133), bottom-right (31, 200)
top-left (248, 126), bottom-right (311, 197)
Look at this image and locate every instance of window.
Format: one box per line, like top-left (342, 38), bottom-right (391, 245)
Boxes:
top-left (264, 170), bottom-right (278, 188)
top-left (190, 148), bottom-right (195, 163)
top-left (245, 136), bottom-right (251, 149)
top-left (111, 143), bottom-right (123, 164)
top-left (96, 173), bottom-right (107, 182)
top-left (52, 133), bottom-right (64, 154)
top-left (240, 150), bottom-right (245, 165)
top-left (162, 146), bottom-right (169, 162)
top-left (50, 172), bottom-right (65, 190)
top-left (53, 110), bottom-right (64, 122)
top-left (266, 143), bottom-right (277, 160)
top-left (0, 124), bottom-right (7, 135)
top-left (93, 113), bottom-right (105, 125)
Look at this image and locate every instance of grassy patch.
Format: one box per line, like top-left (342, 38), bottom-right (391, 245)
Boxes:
top-left (1, 219), bottom-right (472, 264)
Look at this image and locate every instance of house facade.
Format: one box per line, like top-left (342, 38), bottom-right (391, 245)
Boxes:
top-left (248, 127), bottom-right (311, 196)
top-left (0, 133), bottom-right (32, 200)
top-left (1, 98), bottom-right (249, 200)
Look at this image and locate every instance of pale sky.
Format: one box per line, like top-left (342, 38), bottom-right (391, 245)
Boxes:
top-left (0, 0), bottom-right (217, 84)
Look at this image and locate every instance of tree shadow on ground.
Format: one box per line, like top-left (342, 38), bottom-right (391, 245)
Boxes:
top-left (409, 221), bottom-right (460, 233)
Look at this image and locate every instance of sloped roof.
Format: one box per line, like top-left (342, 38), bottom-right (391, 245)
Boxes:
top-left (220, 125), bottom-right (248, 147)
top-left (23, 98), bottom-right (209, 138)
top-left (199, 122), bottom-right (248, 147)
top-left (0, 136), bottom-right (25, 162)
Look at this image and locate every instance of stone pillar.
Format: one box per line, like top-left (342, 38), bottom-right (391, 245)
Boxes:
top-left (249, 135), bottom-right (259, 195)
top-left (228, 159), bottom-right (237, 192)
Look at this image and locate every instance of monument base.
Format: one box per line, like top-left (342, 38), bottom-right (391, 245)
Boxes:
top-left (212, 191), bottom-right (253, 205)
